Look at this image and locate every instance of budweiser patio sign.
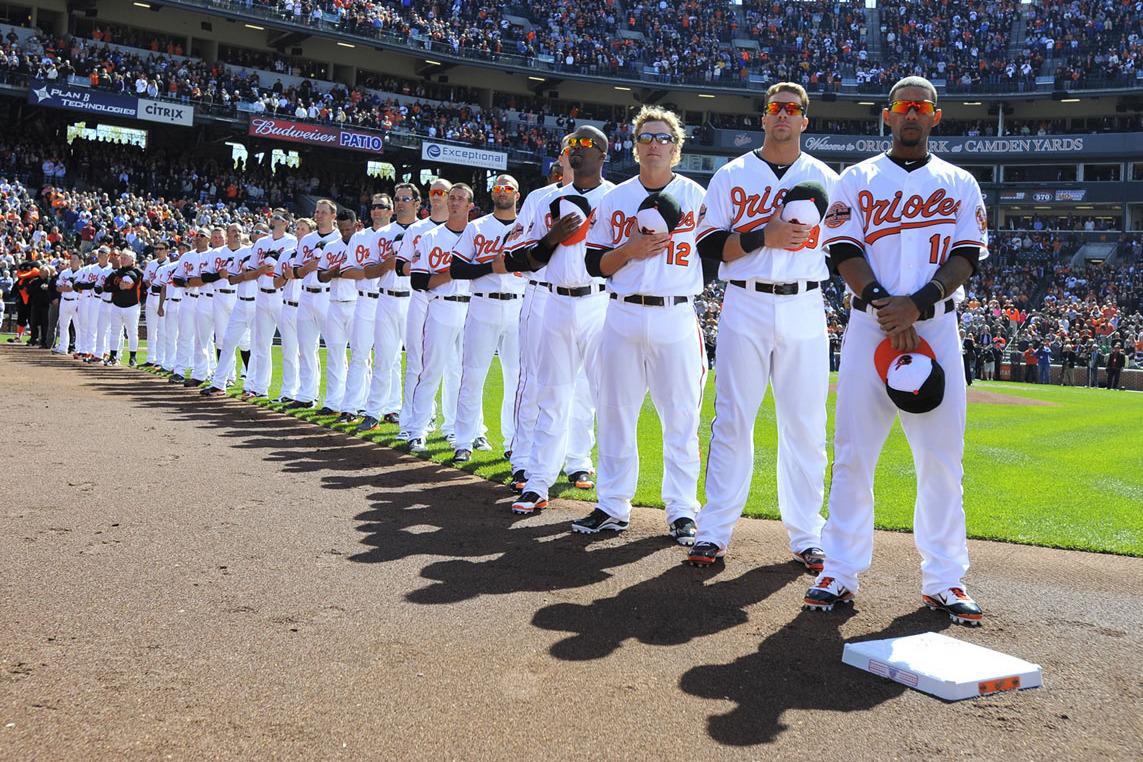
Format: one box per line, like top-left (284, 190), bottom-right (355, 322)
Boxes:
top-left (248, 117), bottom-right (340, 146)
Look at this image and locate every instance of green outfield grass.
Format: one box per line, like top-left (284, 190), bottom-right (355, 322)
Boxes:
top-left (122, 340), bottom-right (1143, 557)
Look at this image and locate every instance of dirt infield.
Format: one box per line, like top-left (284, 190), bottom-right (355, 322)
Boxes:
top-left (2, 346), bottom-right (1140, 759)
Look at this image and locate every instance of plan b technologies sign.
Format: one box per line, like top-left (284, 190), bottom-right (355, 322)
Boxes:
top-left (28, 80), bottom-right (193, 126)
top-left (422, 141), bottom-right (507, 171)
top-left (248, 117), bottom-right (383, 154)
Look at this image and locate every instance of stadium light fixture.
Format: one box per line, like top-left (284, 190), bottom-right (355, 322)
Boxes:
top-left (1060, 98), bottom-right (1080, 103)
top-left (244, 24), bottom-right (264, 30)
top-left (337, 42), bottom-right (355, 48)
top-left (133, 1), bottom-right (151, 6)
top-left (1034, 206), bottom-right (1052, 210)
top-left (614, 86), bottom-right (631, 91)
top-left (698, 94), bottom-right (715, 99)
top-left (962, 101), bottom-right (982, 106)
top-left (424, 59), bottom-right (442, 66)
top-left (858, 101), bottom-right (875, 105)
top-left (528, 76), bottom-right (545, 82)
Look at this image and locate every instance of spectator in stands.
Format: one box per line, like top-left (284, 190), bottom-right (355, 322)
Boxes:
top-left (1036, 342), bottom-right (1052, 384)
top-left (1105, 344), bottom-right (1125, 390)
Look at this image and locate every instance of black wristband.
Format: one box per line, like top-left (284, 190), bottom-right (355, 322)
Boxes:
top-left (860, 281), bottom-right (890, 303)
top-left (909, 281), bottom-right (944, 313)
top-left (738, 229), bottom-right (766, 252)
top-left (531, 237), bottom-right (556, 264)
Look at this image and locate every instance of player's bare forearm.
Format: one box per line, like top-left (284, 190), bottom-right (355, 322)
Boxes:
top-left (428, 272), bottom-right (452, 289)
top-left (837, 257), bottom-right (879, 296)
top-left (932, 256), bottom-right (973, 295)
top-left (339, 268), bottom-right (365, 281)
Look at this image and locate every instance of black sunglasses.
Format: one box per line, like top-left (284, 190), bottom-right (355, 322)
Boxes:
top-left (371, 203), bottom-right (392, 210)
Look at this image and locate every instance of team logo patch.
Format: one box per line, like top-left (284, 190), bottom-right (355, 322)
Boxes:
top-left (697, 203), bottom-right (707, 226)
top-left (975, 205), bottom-right (988, 235)
top-left (823, 201), bottom-right (851, 229)
top-left (504, 223), bottom-right (524, 244)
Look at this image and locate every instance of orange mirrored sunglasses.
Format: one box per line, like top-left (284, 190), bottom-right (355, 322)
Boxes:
top-left (765, 101), bottom-right (805, 116)
top-left (491, 184), bottom-right (518, 194)
top-left (888, 99), bottom-right (937, 115)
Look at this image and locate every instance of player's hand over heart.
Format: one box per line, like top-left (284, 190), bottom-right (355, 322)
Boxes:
top-left (889, 325), bottom-right (921, 353)
top-left (759, 208), bottom-right (811, 250)
top-left (873, 295), bottom-right (921, 335)
top-left (490, 254), bottom-right (509, 274)
top-left (625, 228), bottom-right (670, 261)
top-left (543, 215), bottom-right (582, 247)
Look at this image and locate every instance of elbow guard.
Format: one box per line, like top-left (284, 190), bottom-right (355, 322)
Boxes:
top-left (697, 231), bottom-right (730, 262)
top-left (410, 272), bottom-right (431, 292)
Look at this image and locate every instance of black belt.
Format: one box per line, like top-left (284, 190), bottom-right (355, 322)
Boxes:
top-left (553, 284), bottom-right (605, 298)
top-left (441, 295), bottom-right (471, 303)
top-left (62, 296), bottom-right (79, 302)
top-left (149, 286), bottom-right (161, 294)
top-left (260, 287), bottom-right (279, 294)
top-left (186, 293), bottom-right (199, 298)
top-left (202, 292), bottom-right (214, 298)
top-left (357, 291), bottom-right (380, 299)
top-left (167, 298), bottom-right (182, 303)
top-left (304, 286), bottom-right (328, 294)
top-left (385, 289), bottom-right (410, 298)
top-left (285, 300), bottom-right (299, 307)
top-left (528, 280), bottom-right (551, 289)
top-left (852, 296), bottom-right (956, 321)
top-left (474, 292), bottom-right (520, 301)
top-left (217, 288), bottom-right (236, 294)
top-left (238, 296), bottom-right (255, 302)
top-left (729, 280), bottom-right (822, 295)
top-left (610, 293), bottom-right (691, 307)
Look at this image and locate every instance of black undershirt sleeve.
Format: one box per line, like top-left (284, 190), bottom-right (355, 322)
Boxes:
top-left (201, 271), bottom-right (222, 283)
top-left (584, 247), bottom-right (611, 279)
top-left (410, 272), bottom-right (431, 291)
top-left (827, 242), bottom-right (865, 267)
top-left (948, 245), bottom-right (981, 275)
top-left (450, 258), bottom-right (494, 280)
top-left (395, 259), bottom-right (410, 277)
top-left (697, 231), bottom-right (731, 262)
top-left (502, 248), bottom-right (535, 272)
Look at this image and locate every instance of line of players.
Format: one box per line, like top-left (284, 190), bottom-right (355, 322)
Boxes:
top-left (58, 78), bottom-right (987, 625)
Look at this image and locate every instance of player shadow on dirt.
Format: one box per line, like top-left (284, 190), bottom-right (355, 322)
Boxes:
top-left (531, 561), bottom-right (803, 660)
top-left (680, 606), bottom-right (952, 746)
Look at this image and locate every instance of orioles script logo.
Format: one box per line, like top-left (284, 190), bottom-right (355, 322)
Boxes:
top-left (472, 232), bottom-right (508, 263)
top-left (355, 243), bottom-right (370, 265)
top-left (427, 246), bottom-right (451, 269)
top-left (730, 185), bottom-right (785, 231)
top-left (857, 189), bottom-right (961, 230)
top-left (608, 210), bottom-right (697, 245)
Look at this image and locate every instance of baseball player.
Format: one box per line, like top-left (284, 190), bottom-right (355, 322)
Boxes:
top-left (71, 253), bottom-right (99, 360)
top-left (447, 175), bottom-right (524, 463)
top-left (315, 208), bottom-right (366, 418)
top-left (103, 250), bottom-right (145, 367)
top-left (396, 178), bottom-right (453, 440)
top-left (402, 184), bottom-right (476, 452)
top-left (571, 106), bottom-right (708, 540)
top-left (188, 228), bottom-right (225, 386)
top-left (202, 225), bottom-right (247, 387)
top-left (275, 217), bottom-right (314, 404)
top-left (507, 126), bottom-right (615, 514)
top-left (688, 83), bottom-right (839, 568)
top-left (358, 185), bottom-right (420, 432)
top-left (53, 252), bottom-right (82, 355)
top-left (91, 247), bottom-right (115, 363)
top-left (170, 229), bottom-right (208, 384)
top-left (804, 76), bottom-right (988, 626)
top-left (248, 210), bottom-right (297, 401)
top-left (343, 193), bottom-right (393, 419)
top-left (140, 242), bottom-right (169, 367)
top-left (290, 202), bottom-right (341, 409)
top-left (203, 225), bottom-right (261, 397)
top-left (154, 241), bottom-right (182, 374)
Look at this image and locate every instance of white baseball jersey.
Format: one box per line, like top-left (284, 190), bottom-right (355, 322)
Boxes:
top-left (157, 260), bottom-right (182, 297)
top-left (76, 263), bottom-right (99, 298)
top-left (179, 249), bottom-right (205, 295)
top-left (95, 263), bottom-right (114, 302)
top-left (142, 258), bottom-right (162, 288)
top-left (396, 217), bottom-right (443, 272)
top-left (453, 213), bottom-right (525, 295)
top-left (229, 246), bottom-right (258, 298)
top-left (253, 233), bottom-right (297, 291)
top-left (505, 182), bottom-right (562, 280)
top-left (516, 181), bottom-right (614, 288)
top-left (697, 151), bottom-right (838, 282)
top-left (297, 230), bottom-right (342, 289)
top-left (57, 266), bottom-right (79, 294)
top-left (201, 246), bottom-right (232, 294)
top-left (324, 233), bottom-right (360, 302)
top-left (822, 153), bottom-right (989, 302)
top-left (587, 174), bottom-right (706, 297)
top-left (412, 223), bottom-right (468, 298)
top-left (352, 226), bottom-right (383, 293)
top-left (375, 221), bottom-right (412, 292)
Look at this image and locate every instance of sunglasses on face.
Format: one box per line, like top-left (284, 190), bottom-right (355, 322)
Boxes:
top-left (636, 132), bottom-right (677, 145)
top-left (394, 195), bottom-right (416, 203)
top-left (491, 185), bottom-right (518, 194)
top-left (371, 203), bottom-right (392, 210)
top-left (888, 99), bottom-right (937, 115)
top-left (765, 101), bottom-right (805, 116)
top-left (429, 189), bottom-right (448, 198)
top-left (566, 137), bottom-right (599, 150)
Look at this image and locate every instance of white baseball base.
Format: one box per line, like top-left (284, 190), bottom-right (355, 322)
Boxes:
top-left (842, 632), bottom-right (1042, 701)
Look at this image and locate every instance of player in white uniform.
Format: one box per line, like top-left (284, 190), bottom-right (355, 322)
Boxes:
top-left (53, 252), bottom-right (82, 355)
top-left (72, 255), bottom-right (100, 359)
top-left (140, 243), bottom-right (168, 367)
top-left (171, 230), bottom-right (208, 384)
top-left (805, 77), bottom-right (987, 626)
top-left (203, 225), bottom-right (260, 396)
top-left (688, 83), bottom-right (839, 568)
top-left (357, 186), bottom-right (420, 432)
top-left (91, 247), bottom-right (115, 363)
top-left (448, 175), bottom-right (525, 463)
top-left (202, 226), bottom-right (245, 386)
top-left (570, 107), bottom-right (708, 541)
top-left (315, 208), bottom-right (367, 418)
top-left (275, 217), bottom-right (313, 403)
top-left (186, 228), bottom-right (224, 385)
top-left (508, 127), bottom-right (615, 514)
top-left (402, 184), bottom-right (475, 452)
top-left (154, 241), bottom-right (182, 374)
top-left (248, 210), bottom-right (297, 400)
top-left (289, 202), bottom-right (341, 409)
top-left (343, 193), bottom-right (393, 419)
top-left (396, 179), bottom-right (458, 441)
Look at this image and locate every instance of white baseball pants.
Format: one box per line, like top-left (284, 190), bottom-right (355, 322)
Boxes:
top-left (400, 293), bottom-right (460, 435)
top-left (344, 295), bottom-right (377, 413)
top-left (277, 300), bottom-right (301, 400)
top-left (322, 299), bottom-right (356, 412)
top-left (296, 291), bottom-right (329, 403)
top-left (211, 298), bottom-right (256, 391)
top-left (249, 293), bottom-right (282, 396)
top-left (108, 304), bottom-right (141, 352)
top-left (95, 300), bottom-right (115, 358)
top-left (145, 294), bottom-right (161, 364)
top-left (819, 309), bottom-right (970, 597)
top-left (453, 294), bottom-right (520, 451)
top-left (77, 297), bottom-right (96, 354)
top-left (174, 294), bottom-right (199, 377)
top-left (160, 299), bottom-right (180, 371)
top-left (194, 295), bottom-right (217, 381)
top-left (697, 284), bottom-right (828, 554)
top-left (55, 297), bottom-right (80, 353)
top-left (405, 297), bottom-right (467, 440)
top-left (364, 292), bottom-right (410, 419)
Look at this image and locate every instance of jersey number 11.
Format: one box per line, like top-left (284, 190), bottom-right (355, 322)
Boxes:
top-left (928, 234), bottom-right (951, 265)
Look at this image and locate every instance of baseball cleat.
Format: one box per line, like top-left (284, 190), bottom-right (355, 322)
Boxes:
top-left (568, 471), bottom-right (595, 490)
top-left (473, 435), bottom-right (492, 451)
top-left (511, 491), bottom-right (549, 515)
top-left (571, 508), bottom-right (629, 535)
top-left (200, 387), bottom-right (225, 397)
top-left (382, 412), bottom-right (400, 424)
top-left (923, 587), bottom-right (983, 626)
top-left (140, 362), bottom-right (153, 368)
top-left (686, 541), bottom-right (725, 566)
top-left (356, 416), bottom-right (380, 432)
top-left (406, 437), bottom-right (427, 454)
top-left (240, 391), bottom-right (262, 401)
top-left (316, 406), bottom-right (336, 416)
top-left (803, 578), bottom-right (854, 611)
top-left (394, 430), bottom-right (412, 442)
top-left (510, 469), bottom-right (527, 493)
top-left (183, 377), bottom-right (203, 387)
top-left (668, 517), bottom-right (698, 546)
top-left (793, 547), bottom-right (826, 573)
top-left (337, 412), bottom-right (357, 423)
top-left (452, 448), bottom-right (472, 464)
top-left (168, 375), bottom-right (185, 384)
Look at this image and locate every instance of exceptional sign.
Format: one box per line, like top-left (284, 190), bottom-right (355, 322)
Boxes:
top-left (421, 141), bottom-right (507, 170)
